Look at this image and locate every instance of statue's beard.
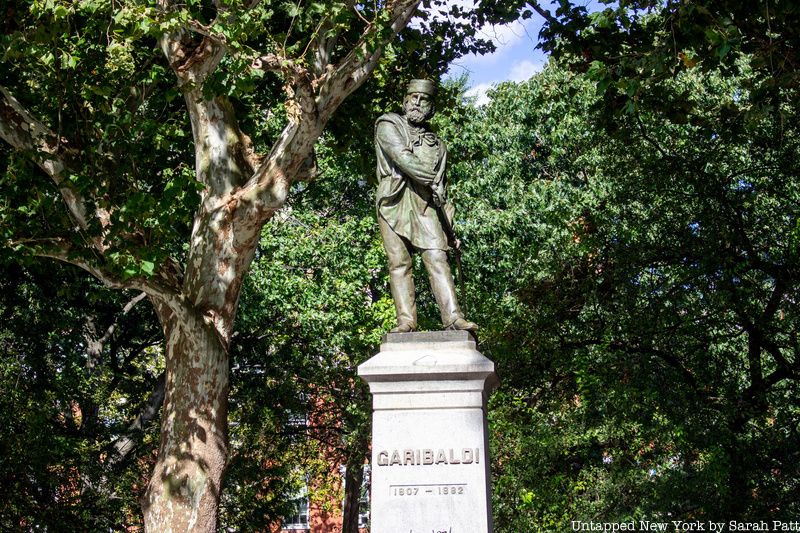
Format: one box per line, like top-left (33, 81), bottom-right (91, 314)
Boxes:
top-left (405, 107), bottom-right (430, 124)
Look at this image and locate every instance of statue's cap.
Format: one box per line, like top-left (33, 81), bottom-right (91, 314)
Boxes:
top-left (406, 79), bottom-right (437, 96)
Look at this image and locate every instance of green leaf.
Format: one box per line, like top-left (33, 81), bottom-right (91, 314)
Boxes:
top-left (140, 260), bottom-right (155, 276)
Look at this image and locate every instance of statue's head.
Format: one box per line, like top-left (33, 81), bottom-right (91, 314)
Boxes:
top-left (403, 79), bottom-right (436, 125)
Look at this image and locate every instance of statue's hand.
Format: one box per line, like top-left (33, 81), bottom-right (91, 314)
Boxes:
top-left (432, 184), bottom-right (446, 207)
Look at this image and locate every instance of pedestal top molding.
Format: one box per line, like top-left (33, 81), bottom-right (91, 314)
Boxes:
top-left (381, 329), bottom-right (476, 345)
top-left (360, 330), bottom-right (498, 389)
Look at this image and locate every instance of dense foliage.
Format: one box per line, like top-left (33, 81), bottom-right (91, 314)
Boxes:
top-left (0, 260), bottom-right (162, 530)
top-left (2, 0), bottom-right (799, 530)
top-left (442, 49), bottom-right (799, 533)
top-left (0, 0), bottom-right (517, 527)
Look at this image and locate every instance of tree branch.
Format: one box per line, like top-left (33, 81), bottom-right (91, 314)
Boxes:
top-left (308, 0), bottom-right (361, 79)
top-left (158, 0), bottom-right (226, 87)
top-left (636, 112), bottom-right (675, 161)
top-left (527, 1), bottom-right (558, 26)
top-left (760, 334), bottom-right (796, 375)
top-left (32, 239), bottom-right (181, 306)
top-left (85, 292), bottom-right (149, 372)
top-left (241, 0), bottom-right (422, 216)
top-left (161, 32), bottom-right (227, 87)
top-left (311, 18), bottom-right (339, 77)
top-left (0, 85), bottom-right (88, 230)
top-left (762, 277), bottom-right (786, 323)
top-left (251, 52), bottom-right (307, 78)
top-left (612, 341), bottom-right (699, 390)
top-left (318, 0), bottom-right (421, 120)
top-left (186, 19), bottom-right (228, 47)
top-left (109, 371), bottom-right (167, 467)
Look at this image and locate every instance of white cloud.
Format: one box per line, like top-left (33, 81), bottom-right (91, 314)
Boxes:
top-left (508, 59), bottom-right (544, 82)
top-left (465, 82), bottom-right (493, 107)
top-left (455, 18), bottom-right (539, 69)
top-left (478, 19), bottom-right (531, 50)
top-left (462, 60), bottom-right (544, 106)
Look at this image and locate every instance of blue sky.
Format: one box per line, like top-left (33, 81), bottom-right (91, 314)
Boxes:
top-left (441, 1), bottom-right (606, 104)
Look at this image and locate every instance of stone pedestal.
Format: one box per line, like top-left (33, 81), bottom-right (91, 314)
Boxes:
top-left (357, 330), bottom-right (499, 533)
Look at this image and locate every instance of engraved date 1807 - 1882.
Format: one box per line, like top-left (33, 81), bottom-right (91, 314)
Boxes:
top-left (390, 483), bottom-right (466, 497)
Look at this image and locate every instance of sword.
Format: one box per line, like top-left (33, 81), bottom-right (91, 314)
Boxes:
top-left (433, 200), bottom-right (467, 316)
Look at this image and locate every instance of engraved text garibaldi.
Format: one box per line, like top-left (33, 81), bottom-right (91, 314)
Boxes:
top-left (375, 79), bottom-right (478, 333)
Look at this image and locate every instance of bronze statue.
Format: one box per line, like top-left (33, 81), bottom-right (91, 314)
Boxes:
top-left (375, 79), bottom-right (478, 333)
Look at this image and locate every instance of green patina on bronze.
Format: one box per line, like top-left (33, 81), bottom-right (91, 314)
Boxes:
top-left (374, 79), bottom-right (477, 334)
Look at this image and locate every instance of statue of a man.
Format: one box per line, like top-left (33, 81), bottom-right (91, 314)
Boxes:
top-left (375, 79), bottom-right (478, 333)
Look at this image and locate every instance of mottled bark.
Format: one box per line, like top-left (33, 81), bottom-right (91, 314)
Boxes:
top-left (142, 301), bottom-right (228, 533)
top-left (141, 91), bottom-right (259, 531)
top-left (0, 85), bottom-right (86, 230)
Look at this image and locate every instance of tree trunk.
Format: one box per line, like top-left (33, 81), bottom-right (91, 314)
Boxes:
top-left (342, 456), bottom-right (365, 533)
top-left (138, 86), bottom-right (262, 532)
top-left (142, 302), bottom-right (229, 532)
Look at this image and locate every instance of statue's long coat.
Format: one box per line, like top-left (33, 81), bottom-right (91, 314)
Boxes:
top-left (374, 112), bottom-right (454, 251)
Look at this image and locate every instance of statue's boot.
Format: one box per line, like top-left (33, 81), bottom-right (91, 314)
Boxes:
top-left (390, 322), bottom-right (416, 333)
top-left (447, 317), bottom-right (478, 332)
top-left (421, 249), bottom-right (477, 331)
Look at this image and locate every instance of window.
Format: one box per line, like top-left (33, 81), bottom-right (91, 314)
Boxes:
top-left (358, 465), bottom-right (370, 529)
top-left (282, 484), bottom-right (310, 531)
top-left (285, 393), bottom-right (308, 443)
